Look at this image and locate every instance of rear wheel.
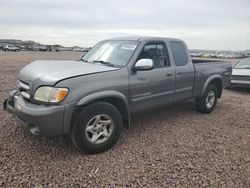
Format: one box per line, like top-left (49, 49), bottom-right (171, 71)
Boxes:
top-left (71, 102), bottom-right (122, 154)
top-left (195, 84), bottom-right (218, 113)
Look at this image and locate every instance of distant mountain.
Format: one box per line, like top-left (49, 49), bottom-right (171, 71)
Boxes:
top-left (0, 39), bottom-right (86, 49)
top-left (0, 39), bottom-right (37, 45)
top-left (0, 39), bottom-right (88, 52)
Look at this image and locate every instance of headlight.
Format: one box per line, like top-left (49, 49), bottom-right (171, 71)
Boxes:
top-left (34, 86), bottom-right (68, 103)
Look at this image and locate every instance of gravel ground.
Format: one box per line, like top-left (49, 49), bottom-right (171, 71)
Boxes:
top-left (0, 52), bottom-right (249, 187)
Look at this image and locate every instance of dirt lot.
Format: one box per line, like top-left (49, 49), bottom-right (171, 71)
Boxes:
top-left (0, 52), bottom-right (249, 187)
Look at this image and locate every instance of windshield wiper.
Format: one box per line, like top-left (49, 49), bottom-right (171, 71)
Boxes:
top-left (93, 60), bottom-right (114, 67)
top-left (235, 66), bottom-right (250, 69)
top-left (242, 66), bottom-right (250, 69)
top-left (80, 59), bottom-right (88, 62)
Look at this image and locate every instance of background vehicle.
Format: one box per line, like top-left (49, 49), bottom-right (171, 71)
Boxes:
top-left (202, 53), bottom-right (212, 58)
top-left (3, 44), bottom-right (20, 52)
top-left (4, 37), bottom-right (232, 153)
top-left (217, 53), bottom-right (226, 59)
top-left (228, 58), bottom-right (250, 88)
top-left (190, 52), bottom-right (203, 57)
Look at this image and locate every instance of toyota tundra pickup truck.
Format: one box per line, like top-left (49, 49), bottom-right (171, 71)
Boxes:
top-left (4, 37), bottom-right (232, 153)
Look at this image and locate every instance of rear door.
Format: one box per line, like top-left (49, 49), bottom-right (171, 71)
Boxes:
top-left (169, 41), bottom-right (194, 101)
top-left (129, 41), bottom-right (175, 112)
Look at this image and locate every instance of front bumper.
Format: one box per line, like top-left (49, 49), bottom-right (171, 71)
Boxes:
top-left (230, 80), bottom-right (250, 88)
top-left (3, 90), bottom-right (74, 137)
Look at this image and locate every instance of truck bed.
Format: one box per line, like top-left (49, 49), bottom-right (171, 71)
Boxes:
top-left (192, 59), bottom-right (232, 98)
top-left (192, 58), bottom-right (226, 64)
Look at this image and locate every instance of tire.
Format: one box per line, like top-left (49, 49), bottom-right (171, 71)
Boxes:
top-left (195, 84), bottom-right (218, 114)
top-left (71, 102), bottom-right (123, 154)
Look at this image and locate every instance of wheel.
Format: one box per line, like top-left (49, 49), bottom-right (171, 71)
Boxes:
top-left (71, 102), bottom-right (122, 154)
top-left (195, 84), bottom-right (218, 114)
top-left (4, 49), bottom-right (8, 52)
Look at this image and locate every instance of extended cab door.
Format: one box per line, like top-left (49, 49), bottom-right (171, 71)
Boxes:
top-left (129, 41), bottom-right (175, 112)
top-left (169, 41), bottom-right (195, 101)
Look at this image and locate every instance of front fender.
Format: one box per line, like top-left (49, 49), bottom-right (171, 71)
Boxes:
top-left (200, 75), bottom-right (222, 97)
top-left (76, 90), bottom-right (130, 128)
top-left (76, 90), bottom-right (129, 107)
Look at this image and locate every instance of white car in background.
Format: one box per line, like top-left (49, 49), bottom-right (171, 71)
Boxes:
top-left (3, 45), bottom-right (20, 52)
top-left (229, 58), bottom-right (250, 88)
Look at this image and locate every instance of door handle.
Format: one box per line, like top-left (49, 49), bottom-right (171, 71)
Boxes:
top-left (166, 73), bottom-right (172, 77)
top-left (177, 72), bottom-right (182, 75)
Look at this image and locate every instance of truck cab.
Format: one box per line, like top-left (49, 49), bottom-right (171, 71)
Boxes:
top-left (128, 38), bottom-right (195, 112)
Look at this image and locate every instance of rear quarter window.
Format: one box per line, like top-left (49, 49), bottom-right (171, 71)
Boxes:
top-left (170, 41), bottom-right (188, 66)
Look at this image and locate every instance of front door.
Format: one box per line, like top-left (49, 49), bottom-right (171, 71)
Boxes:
top-left (129, 41), bottom-right (175, 113)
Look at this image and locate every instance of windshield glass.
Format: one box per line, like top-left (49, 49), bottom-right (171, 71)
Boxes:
top-left (82, 40), bottom-right (139, 67)
top-left (234, 59), bottom-right (250, 69)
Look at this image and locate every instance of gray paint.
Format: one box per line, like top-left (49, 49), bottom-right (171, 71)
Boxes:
top-left (19, 60), bottom-right (119, 84)
top-left (5, 37), bottom-right (232, 136)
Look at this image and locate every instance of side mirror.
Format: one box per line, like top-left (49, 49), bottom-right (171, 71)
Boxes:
top-left (134, 59), bottom-right (154, 71)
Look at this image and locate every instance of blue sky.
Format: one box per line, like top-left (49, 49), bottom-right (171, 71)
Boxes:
top-left (0, 0), bottom-right (249, 50)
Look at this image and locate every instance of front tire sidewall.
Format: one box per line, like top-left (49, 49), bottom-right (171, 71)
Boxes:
top-left (71, 102), bottom-right (122, 154)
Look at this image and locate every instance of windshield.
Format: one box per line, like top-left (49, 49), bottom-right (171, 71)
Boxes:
top-left (234, 59), bottom-right (250, 69)
top-left (82, 40), bottom-right (139, 67)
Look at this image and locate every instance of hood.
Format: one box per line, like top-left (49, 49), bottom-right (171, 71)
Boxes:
top-left (18, 60), bottom-right (119, 84)
top-left (232, 68), bottom-right (250, 76)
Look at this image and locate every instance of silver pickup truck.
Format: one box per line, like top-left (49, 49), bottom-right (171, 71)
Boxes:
top-left (4, 37), bottom-right (232, 153)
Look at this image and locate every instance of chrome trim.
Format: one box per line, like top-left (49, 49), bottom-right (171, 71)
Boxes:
top-left (17, 80), bottom-right (31, 100)
top-left (18, 80), bottom-right (30, 90)
top-left (231, 80), bottom-right (250, 85)
top-left (21, 91), bottom-right (30, 100)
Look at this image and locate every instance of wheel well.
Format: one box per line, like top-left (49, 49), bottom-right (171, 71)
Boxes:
top-left (210, 79), bottom-right (222, 98)
top-left (75, 97), bottom-right (130, 129)
top-left (101, 98), bottom-right (130, 128)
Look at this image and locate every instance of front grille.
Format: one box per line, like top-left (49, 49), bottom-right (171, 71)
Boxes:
top-left (232, 75), bottom-right (250, 81)
top-left (17, 80), bottom-right (30, 100)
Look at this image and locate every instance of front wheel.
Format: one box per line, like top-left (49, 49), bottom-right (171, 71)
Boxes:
top-left (195, 84), bottom-right (218, 114)
top-left (71, 102), bottom-right (122, 154)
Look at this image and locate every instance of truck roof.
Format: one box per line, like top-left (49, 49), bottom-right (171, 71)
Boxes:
top-left (107, 36), bottom-right (181, 42)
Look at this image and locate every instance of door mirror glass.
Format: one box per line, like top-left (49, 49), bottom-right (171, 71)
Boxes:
top-left (135, 59), bottom-right (154, 71)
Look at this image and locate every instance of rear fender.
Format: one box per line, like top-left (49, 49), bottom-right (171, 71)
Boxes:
top-left (200, 75), bottom-right (222, 98)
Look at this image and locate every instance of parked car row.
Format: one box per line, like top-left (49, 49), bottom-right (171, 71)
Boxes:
top-left (0, 44), bottom-right (91, 53)
top-left (1, 44), bottom-right (20, 52)
top-left (191, 51), bottom-right (247, 59)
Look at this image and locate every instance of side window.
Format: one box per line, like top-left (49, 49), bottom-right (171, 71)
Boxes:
top-left (138, 42), bottom-right (170, 68)
top-left (170, 41), bottom-right (188, 66)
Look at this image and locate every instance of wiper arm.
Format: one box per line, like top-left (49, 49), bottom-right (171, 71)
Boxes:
top-left (236, 66), bottom-right (250, 69)
top-left (93, 60), bottom-right (114, 67)
top-left (80, 59), bottom-right (88, 62)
